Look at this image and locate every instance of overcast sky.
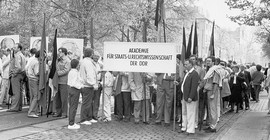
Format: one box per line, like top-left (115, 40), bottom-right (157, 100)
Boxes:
top-left (196, 0), bottom-right (240, 30)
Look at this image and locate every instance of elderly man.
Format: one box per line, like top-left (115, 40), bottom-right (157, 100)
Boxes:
top-left (181, 59), bottom-right (200, 134)
top-left (53, 47), bottom-right (71, 118)
top-left (7, 43), bottom-right (26, 112)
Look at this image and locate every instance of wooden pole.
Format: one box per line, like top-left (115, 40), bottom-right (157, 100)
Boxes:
top-left (102, 72), bottom-right (105, 120)
top-left (142, 17), bottom-right (147, 123)
top-left (90, 17), bottom-right (94, 49)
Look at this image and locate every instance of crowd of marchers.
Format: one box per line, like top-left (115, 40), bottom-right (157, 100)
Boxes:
top-left (0, 44), bottom-right (269, 134)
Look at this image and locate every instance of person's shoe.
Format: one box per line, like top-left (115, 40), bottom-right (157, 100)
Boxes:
top-left (245, 107), bottom-right (249, 110)
top-left (228, 109), bottom-right (234, 113)
top-left (186, 132), bottom-right (195, 136)
top-left (28, 114), bottom-right (39, 118)
top-left (203, 127), bottom-right (211, 130)
top-left (60, 115), bottom-right (68, 118)
top-left (53, 114), bottom-right (61, 117)
top-left (123, 118), bottom-right (130, 122)
top-left (68, 123), bottom-right (80, 129)
top-left (155, 122), bottom-right (162, 125)
top-left (81, 121), bottom-right (92, 125)
top-left (134, 121), bottom-right (139, 124)
top-left (164, 123), bottom-right (170, 127)
top-left (143, 121), bottom-right (149, 125)
top-left (90, 119), bottom-right (98, 123)
top-left (7, 109), bottom-right (19, 112)
top-left (205, 128), bottom-right (216, 133)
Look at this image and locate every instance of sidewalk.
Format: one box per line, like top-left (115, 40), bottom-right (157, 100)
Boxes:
top-left (3, 91), bottom-right (270, 140)
top-left (219, 90), bottom-right (270, 140)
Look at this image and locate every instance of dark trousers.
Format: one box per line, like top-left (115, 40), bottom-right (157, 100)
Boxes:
top-left (115, 92), bottom-right (131, 119)
top-left (92, 87), bottom-right (102, 119)
top-left (24, 76), bottom-right (30, 104)
top-left (242, 90), bottom-right (250, 108)
top-left (251, 87), bottom-right (256, 100)
top-left (55, 84), bottom-right (68, 116)
top-left (198, 89), bottom-right (208, 126)
top-left (80, 87), bottom-right (94, 122)
top-left (254, 85), bottom-right (261, 102)
top-left (68, 87), bottom-right (80, 125)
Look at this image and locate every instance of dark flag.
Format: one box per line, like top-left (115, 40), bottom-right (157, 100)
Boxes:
top-left (193, 21), bottom-right (198, 56)
top-left (154, 0), bottom-right (165, 28)
top-left (181, 27), bottom-right (186, 64)
top-left (186, 24), bottom-right (193, 59)
top-left (47, 29), bottom-right (58, 117)
top-left (38, 13), bottom-right (47, 115)
top-left (208, 21), bottom-right (215, 57)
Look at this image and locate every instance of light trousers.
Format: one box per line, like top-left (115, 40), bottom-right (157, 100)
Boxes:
top-left (181, 100), bottom-right (197, 133)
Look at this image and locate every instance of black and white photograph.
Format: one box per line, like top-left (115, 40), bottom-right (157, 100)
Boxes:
top-left (0, 0), bottom-right (269, 140)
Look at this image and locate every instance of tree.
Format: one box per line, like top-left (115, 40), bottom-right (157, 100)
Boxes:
top-left (226, 0), bottom-right (270, 58)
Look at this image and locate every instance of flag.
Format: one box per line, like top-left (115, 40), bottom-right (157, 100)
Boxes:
top-left (181, 27), bottom-right (186, 64)
top-left (154, 0), bottom-right (165, 28)
top-left (39, 13), bottom-right (47, 94)
top-left (186, 24), bottom-right (193, 59)
top-left (38, 13), bottom-right (47, 114)
top-left (208, 21), bottom-right (215, 57)
top-left (47, 29), bottom-right (58, 117)
top-left (193, 21), bottom-right (198, 56)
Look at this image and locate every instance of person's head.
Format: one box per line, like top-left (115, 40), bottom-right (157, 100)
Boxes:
top-left (70, 59), bottom-right (80, 69)
top-left (240, 65), bottom-right (245, 71)
top-left (184, 59), bottom-right (194, 71)
top-left (206, 56), bottom-right (215, 67)
top-left (3, 48), bottom-right (10, 56)
top-left (35, 51), bottom-right (40, 58)
top-left (220, 61), bottom-right (225, 67)
top-left (256, 65), bottom-right (262, 72)
top-left (197, 58), bottom-right (203, 66)
top-left (215, 58), bottom-right (220, 65)
top-left (30, 48), bottom-right (37, 56)
top-left (246, 65), bottom-right (250, 69)
top-left (232, 65), bottom-right (240, 73)
top-left (189, 54), bottom-right (197, 65)
top-left (92, 51), bottom-right (100, 62)
top-left (83, 48), bottom-right (94, 58)
top-left (58, 47), bottom-right (67, 58)
top-left (13, 43), bottom-right (23, 53)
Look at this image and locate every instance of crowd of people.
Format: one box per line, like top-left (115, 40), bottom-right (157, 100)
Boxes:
top-left (0, 43), bottom-right (269, 133)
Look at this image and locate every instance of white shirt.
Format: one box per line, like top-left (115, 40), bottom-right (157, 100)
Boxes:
top-left (25, 55), bottom-right (35, 72)
top-left (2, 54), bottom-right (10, 79)
top-left (233, 72), bottom-right (239, 84)
top-left (79, 57), bottom-right (97, 87)
top-left (181, 67), bottom-right (195, 93)
top-left (68, 69), bottom-right (83, 89)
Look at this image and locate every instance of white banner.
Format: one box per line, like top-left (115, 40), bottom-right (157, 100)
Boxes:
top-left (103, 42), bottom-right (177, 73)
top-left (57, 38), bottom-right (84, 60)
top-left (0, 35), bottom-right (19, 50)
top-left (30, 37), bottom-right (49, 51)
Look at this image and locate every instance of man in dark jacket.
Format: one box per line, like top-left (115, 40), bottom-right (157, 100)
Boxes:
top-left (180, 59), bottom-right (199, 135)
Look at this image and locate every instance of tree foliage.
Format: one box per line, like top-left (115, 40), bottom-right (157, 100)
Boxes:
top-left (226, 0), bottom-right (270, 59)
top-left (0, 0), bottom-right (198, 53)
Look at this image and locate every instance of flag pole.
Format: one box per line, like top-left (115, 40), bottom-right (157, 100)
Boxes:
top-left (142, 17), bottom-right (147, 123)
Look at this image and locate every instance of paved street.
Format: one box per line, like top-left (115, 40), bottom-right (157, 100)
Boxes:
top-left (0, 91), bottom-right (269, 140)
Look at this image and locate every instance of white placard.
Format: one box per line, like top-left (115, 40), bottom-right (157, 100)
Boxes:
top-left (103, 42), bottom-right (177, 73)
top-left (0, 35), bottom-right (19, 50)
top-left (30, 37), bottom-right (49, 51)
top-left (57, 38), bottom-right (84, 60)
